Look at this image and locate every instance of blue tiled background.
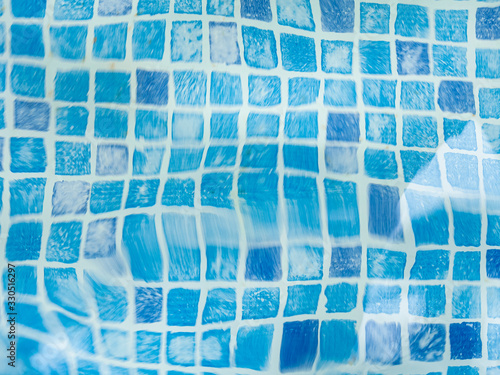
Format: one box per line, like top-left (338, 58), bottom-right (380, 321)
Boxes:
top-left (1, 0), bottom-right (500, 374)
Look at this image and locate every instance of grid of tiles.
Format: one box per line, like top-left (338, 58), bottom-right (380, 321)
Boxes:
top-left (1, 0), bottom-right (500, 374)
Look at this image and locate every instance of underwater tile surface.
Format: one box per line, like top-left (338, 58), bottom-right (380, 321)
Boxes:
top-left (0, 0), bottom-right (500, 374)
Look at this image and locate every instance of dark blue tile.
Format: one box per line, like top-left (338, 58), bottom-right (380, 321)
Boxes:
top-left (450, 322), bottom-right (482, 360)
top-left (240, 0), bottom-right (272, 21)
top-left (319, 320), bottom-right (358, 366)
top-left (245, 247), bottom-right (281, 281)
top-left (477, 6), bottom-right (500, 40)
top-left (168, 148), bottom-right (203, 173)
top-left (438, 81), bottom-right (475, 114)
top-left (280, 320), bottom-right (318, 372)
top-left (15, 100), bottom-right (49, 131)
top-left (136, 70), bottom-right (168, 105)
top-left (487, 249), bottom-right (500, 278)
top-left (327, 113), bottom-right (359, 142)
top-left (98, 0), bottom-right (131, 15)
top-left (319, 0), bottom-right (354, 32)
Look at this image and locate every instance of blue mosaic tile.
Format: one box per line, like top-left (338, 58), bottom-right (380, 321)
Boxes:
top-left (1, 1), bottom-right (500, 373)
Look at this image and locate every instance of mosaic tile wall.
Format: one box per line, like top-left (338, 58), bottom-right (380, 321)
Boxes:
top-left (1, 0), bottom-right (500, 374)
